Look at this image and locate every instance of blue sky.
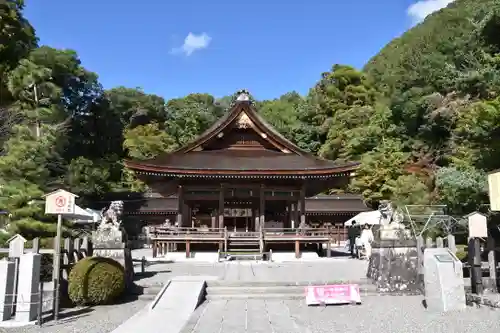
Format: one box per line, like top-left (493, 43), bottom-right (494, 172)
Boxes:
top-left (24, 0), bottom-right (453, 101)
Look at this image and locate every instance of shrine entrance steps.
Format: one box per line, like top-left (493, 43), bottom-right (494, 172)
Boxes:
top-left (225, 232), bottom-right (262, 260)
top-left (204, 280), bottom-right (377, 300)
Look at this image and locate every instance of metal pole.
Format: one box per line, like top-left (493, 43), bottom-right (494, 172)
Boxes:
top-left (52, 214), bottom-right (62, 320)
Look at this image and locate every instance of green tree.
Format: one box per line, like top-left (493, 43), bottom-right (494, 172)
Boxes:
top-left (124, 122), bottom-right (176, 160)
top-left (350, 140), bottom-right (409, 206)
top-left (0, 0), bottom-right (37, 105)
top-left (435, 166), bottom-right (488, 215)
top-left (165, 93), bottom-right (224, 146)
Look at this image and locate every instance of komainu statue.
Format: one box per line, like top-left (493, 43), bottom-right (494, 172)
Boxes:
top-left (98, 201), bottom-right (124, 231)
top-left (378, 200), bottom-right (404, 226)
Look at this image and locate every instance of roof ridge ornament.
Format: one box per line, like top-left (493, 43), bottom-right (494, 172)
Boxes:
top-left (231, 89), bottom-right (253, 106)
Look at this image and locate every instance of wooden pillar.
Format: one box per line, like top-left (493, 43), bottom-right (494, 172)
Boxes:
top-left (286, 202), bottom-right (292, 228)
top-left (186, 241), bottom-right (191, 258)
top-left (259, 185), bottom-right (265, 231)
top-left (254, 209), bottom-right (259, 232)
top-left (152, 241), bottom-right (157, 258)
top-left (177, 185), bottom-right (183, 227)
top-left (300, 185), bottom-right (306, 227)
top-left (219, 185), bottom-right (224, 229)
top-left (295, 239), bottom-right (300, 259)
top-left (183, 203), bottom-right (190, 227)
top-left (326, 239), bottom-right (331, 258)
top-left (211, 213), bottom-right (217, 229)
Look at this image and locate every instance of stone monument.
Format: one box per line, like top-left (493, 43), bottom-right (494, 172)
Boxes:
top-left (92, 201), bottom-right (134, 286)
top-left (424, 247), bottom-right (465, 312)
top-left (367, 201), bottom-right (420, 294)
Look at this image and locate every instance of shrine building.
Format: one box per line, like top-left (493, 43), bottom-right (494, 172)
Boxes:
top-left (124, 90), bottom-right (367, 256)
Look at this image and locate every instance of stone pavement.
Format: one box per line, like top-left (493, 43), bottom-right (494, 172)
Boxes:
top-left (181, 297), bottom-right (500, 333)
top-left (135, 258), bottom-right (370, 287)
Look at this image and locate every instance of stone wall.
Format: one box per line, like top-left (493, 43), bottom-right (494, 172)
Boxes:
top-left (367, 240), bottom-right (422, 294)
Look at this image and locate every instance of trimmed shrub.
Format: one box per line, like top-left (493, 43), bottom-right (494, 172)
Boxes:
top-left (455, 245), bottom-right (468, 262)
top-left (68, 257), bottom-right (125, 306)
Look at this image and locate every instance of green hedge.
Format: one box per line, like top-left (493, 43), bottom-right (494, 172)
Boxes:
top-left (68, 257), bottom-right (125, 306)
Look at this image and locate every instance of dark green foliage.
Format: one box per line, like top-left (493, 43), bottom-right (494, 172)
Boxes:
top-left (68, 257), bottom-right (125, 306)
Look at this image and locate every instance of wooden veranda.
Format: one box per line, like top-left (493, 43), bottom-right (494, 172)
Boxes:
top-left (150, 226), bottom-right (347, 259)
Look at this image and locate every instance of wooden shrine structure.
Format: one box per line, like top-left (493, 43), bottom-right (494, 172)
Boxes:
top-left (125, 90), bottom-right (365, 258)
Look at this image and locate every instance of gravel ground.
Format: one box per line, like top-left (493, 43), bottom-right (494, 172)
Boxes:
top-left (182, 297), bottom-right (500, 333)
top-left (0, 300), bottom-right (149, 333)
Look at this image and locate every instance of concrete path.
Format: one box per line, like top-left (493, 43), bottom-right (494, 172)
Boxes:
top-left (111, 276), bottom-right (211, 333)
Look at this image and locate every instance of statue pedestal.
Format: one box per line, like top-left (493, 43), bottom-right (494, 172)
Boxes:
top-left (367, 225), bottom-right (420, 294)
top-left (92, 228), bottom-right (134, 287)
top-left (379, 224), bottom-right (411, 240)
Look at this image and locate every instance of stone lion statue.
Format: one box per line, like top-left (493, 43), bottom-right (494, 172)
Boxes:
top-left (98, 201), bottom-right (124, 231)
top-left (378, 200), bottom-right (404, 226)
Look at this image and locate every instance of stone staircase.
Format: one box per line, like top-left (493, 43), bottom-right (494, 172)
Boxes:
top-left (205, 280), bottom-right (378, 300)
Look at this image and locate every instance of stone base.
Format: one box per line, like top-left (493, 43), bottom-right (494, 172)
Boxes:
top-left (92, 229), bottom-right (134, 287)
top-left (367, 245), bottom-right (421, 294)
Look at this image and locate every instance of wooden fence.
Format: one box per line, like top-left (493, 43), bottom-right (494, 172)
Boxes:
top-left (416, 235), bottom-right (499, 294)
top-left (1, 236), bottom-right (93, 282)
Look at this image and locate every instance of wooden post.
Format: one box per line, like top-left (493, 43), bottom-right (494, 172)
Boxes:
top-left (32, 238), bottom-right (40, 254)
top-left (295, 240), bottom-right (300, 259)
top-left (63, 238), bottom-right (73, 280)
top-left (468, 237), bottom-right (483, 294)
top-left (287, 202), bottom-right (292, 228)
top-left (185, 241), bottom-right (191, 258)
top-left (259, 185), bottom-right (265, 231)
top-left (487, 236), bottom-right (498, 292)
top-left (152, 240), bottom-right (157, 258)
top-left (81, 236), bottom-right (90, 256)
top-left (300, 185), bottom-right (306, 227)
top-left (211, 214), bottom-right (216, 229)
top-left (326, 237), bottom-right (331, 258)
top-left (425, 237), bottom-right (433, 248)
top-left (73, 238), bottom-right (81, 261)
top-left (219, 186), bottom-right (224, 229)
top-left (224, 227), bottom-right (228, 253)
top-left (447, 234), bottom-right (457, 254)
top-left (177, 185), bottom-right (183, 227)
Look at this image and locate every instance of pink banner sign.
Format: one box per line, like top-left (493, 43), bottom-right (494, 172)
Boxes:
top-left (305, 284), bottom-right (362, 306)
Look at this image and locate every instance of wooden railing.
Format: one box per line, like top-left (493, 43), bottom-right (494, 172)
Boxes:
top-left (151, 227), bottom-right (226, 239)
top-left (151, 226), bottom-right (345, 242)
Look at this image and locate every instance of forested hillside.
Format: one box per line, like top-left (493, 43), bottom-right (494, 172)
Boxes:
top-left (0, 0), bottom-right (497, 242)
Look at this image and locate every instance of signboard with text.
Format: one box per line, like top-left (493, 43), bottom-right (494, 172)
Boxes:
top-left (305, 284), bottom-right (362, 306)
top-left (44, 189), bottom-right (77, 215)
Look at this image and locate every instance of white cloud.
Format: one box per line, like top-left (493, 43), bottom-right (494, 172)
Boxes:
top-left (172, 32), bottom-right (212, 56)
top-left (407, 0), bottom-right (455, 23)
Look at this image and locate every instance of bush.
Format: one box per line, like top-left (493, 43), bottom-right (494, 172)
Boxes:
top-left (455, 245), bottom-right (468, 262)
top-left (68, 257), bottom-right (125, 306)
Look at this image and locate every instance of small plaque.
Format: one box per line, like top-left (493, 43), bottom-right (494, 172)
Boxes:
top-left (434, 254), bottom-right (454, 263)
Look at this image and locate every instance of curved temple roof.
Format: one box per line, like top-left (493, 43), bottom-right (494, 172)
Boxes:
top-left (125, 90), bottom-right (359, 177)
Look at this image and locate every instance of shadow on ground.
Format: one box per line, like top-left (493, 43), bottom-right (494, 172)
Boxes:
top-left (41, 307), bottom-right (94, 325)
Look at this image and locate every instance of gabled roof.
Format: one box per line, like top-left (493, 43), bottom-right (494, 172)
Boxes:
top-left (175, 95), bottom-right (307, 155)
top-left (125, 90), bottom-right (359, 176)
